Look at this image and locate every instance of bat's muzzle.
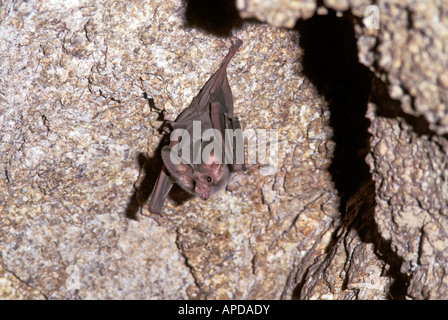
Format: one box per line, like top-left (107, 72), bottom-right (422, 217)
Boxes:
top-left (199, 193), bottom-right (210, 201)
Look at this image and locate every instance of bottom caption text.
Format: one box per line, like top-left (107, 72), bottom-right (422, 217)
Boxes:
top-left (178, 304), bottom-right (270, 317)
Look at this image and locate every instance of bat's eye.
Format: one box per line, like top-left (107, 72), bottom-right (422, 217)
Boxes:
top-left (206, 176), bottom-right (212, 183)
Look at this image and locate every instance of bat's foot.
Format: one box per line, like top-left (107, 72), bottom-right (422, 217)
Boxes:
top-left (232, 38), bottom-right (243, 50)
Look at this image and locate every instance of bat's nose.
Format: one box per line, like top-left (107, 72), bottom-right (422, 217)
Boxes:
top-left (200, 193), bottom-right (210, 200)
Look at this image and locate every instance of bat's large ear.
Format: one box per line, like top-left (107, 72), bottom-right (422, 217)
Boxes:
top-left (202, 161), bottom-right (222, 181)
top-left (210, 162), bottom-right (222, 180)
top-left (161, 146), bottom-right (194, 191)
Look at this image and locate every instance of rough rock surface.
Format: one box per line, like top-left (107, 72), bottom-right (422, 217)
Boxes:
top-left (1, 0), bottom-right (447, 300)
top-left (236, 0), bottom-right (316, 28)
top-left (356, 2), bottom-right (448, 299)
top-left (238, 0), bottom-right (448, 135)
top-left (335, 0), bottom-right (447, 300)
top-left (234, 0), bottom-right (448, 299)
top-left (0, 0), bottom-right (337, 299)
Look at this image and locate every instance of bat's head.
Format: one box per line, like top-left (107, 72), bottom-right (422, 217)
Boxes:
top-left (161, 146), bottom-right (230, 200)
top-left (192, 161), bottom-right (230, 200)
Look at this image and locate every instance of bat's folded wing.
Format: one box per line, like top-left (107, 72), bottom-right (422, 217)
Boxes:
top-left (148, 166), bottom-right (173, 215)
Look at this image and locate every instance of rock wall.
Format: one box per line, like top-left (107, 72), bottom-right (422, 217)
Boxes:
top-left (1, 0), bottom-right (446, 299)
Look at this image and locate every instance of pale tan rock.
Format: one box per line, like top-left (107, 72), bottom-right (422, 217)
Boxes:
top-left (365, 79), bottom-right (448, 299)
top-left (289, 0), bottom-right (448, 300)
top-left (355, 0), bottom-right (448, 135)
top-left (236, 0), bottom-right (317, 28)
top-left (3, 0), bottom-right (447, 301)
top-left (0, 0), bottom-right (337, 299)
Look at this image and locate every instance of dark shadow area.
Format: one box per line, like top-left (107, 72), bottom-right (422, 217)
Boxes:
top-left (295, 10), bottom-right (372, 208)
top-left (370, 75), bottom-right (443, 138)
top-left (124, 152), bottom-right (157, 220)
top-left (183, 0), bottom-right (243, 36)
top-left (124, 99), bottom-right (192, 220)
top-left (293, 10), bottom-right (410, 299)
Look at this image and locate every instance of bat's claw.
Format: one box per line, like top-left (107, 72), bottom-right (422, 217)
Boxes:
top-left (231, 38), bottom-right (243, 51)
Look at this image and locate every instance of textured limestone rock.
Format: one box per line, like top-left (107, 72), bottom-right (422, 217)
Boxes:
top-left (294, 1), bottom-right (448, 299)
top-left (236, 1), bottom-right (448, 134)
top-left (234, 0), bottom-right (448, 299)
top-left (354, 0), bottom-right (448, 300)
top-left (0, 0), bottom-right (337, 299)
top-left (236, 0), bottom-right (316, 28)
top-left (366, 79), bottom-right (448, 299)
top-left (367, 0), bottom-right (448, 136)
top-left (2, 0), bottom-right (446, 300)
top-left (0, 0), bottom-right (197, 299)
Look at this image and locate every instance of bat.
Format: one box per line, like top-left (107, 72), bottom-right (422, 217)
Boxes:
top-left (148, 38), bottom-right (245, 215)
